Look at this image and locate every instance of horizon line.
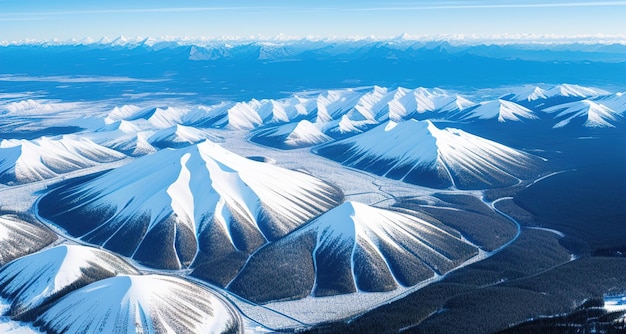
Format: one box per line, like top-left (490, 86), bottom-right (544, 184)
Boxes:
top-left (2, 33), bottom-right (626, 46)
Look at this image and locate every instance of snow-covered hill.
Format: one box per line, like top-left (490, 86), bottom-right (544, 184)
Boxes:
top-left (0, 215), bottom-right (56, 266)
top-left (503, 84), bottom-right (610, 110)
top-left (147, 124), bottom-right (224, 149)
top-left (228, 201), bottom-right (478, 302)
top-left (315, 119), bottom-right (543, 189)
top-left (460, 99), bottom-right (538, 122)
top-left (0, 245), bottom-right (138, 318)
top-left (250, 120), bottom-right (332, 149)
top-left (34, 274), bottom-right (240, 333)
top-left (0, 135), bottom-right (126, 185)
top-left (38, 141), bottom-right (343, 278)
top-left (545, 99), bottom-right (624, 128)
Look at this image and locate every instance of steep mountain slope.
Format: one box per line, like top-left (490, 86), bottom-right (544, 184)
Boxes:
top-left (0, 215), bottom-right (56, 266)
top-left (315, 119), bottom-right (543, 189)
top-left (106, 106), bottom-right (187, 129)
top-left (545, 100), bottom-right (624, 128)
top-left (0, 245), bottom-right (138, 318)
top-left (544, 83), bottom-right (608, 99)
top-left (38, 141), bottom-right (343, 283)
top-left (503, 85), bottom-right (548, 103)
top-left (87, 120), bottom-right (156, 156)
top-left (250, 120), bottom-right (332, 149)
top-left (33, 274), bottom-right (240, 334)
top-left (460, 99), bottom-right (538, 122)
top-left (147, 124), bottom-right (224, 149)
top-left (228, 201), bottom-right (478, 302)
top-left (0, 136), bottom-right (126, 185)
top-left (503, 84), bottom-right (609, 109)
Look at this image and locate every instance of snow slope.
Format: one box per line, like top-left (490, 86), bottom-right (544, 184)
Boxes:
top-left (228, 201), bottom-right (478, 302)
top-left (0, 215), bottom-right (56, 266)
top-left (38, 141), bottom-right (343, 277)
top-left (34, 274), bottom-right (240, 334)
top-left (545, 100), bottom-right (624, 128)
top-left (504, 85), bottom-right (548, 103)
top-left (0, 135), bottom-right (126, 185)
top-left (544, 83), bottom-right (608, 99)
top-left (250, 120), bottom-right (332, 149)
top-left (315, 119), bottom-right (543, 189)
top-left (460, 99), bottom-right (538, 122)
top-left (0, 245), bottom-right (138, 318)
top-left (147, 124), bottom-right (224, 149)
top-left (106, 106), bottom-right (187, 129)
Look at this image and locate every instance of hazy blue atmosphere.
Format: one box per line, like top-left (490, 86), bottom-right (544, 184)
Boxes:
top-left (1, 0), bottom-right (626, 40)
top-left (0, 1), bottom-right (625, 333)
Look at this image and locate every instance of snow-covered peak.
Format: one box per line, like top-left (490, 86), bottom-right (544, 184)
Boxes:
top-left (316, 89), bottom-right (363, 123)
top-left (1, 99), bottom-right (79, 115)
top-left (39, 141), bottom-right (343, 270)
top-left (0, 245), bottom-right (138, 317)
top-left (506, 85), bottom-right (548, 102)
top-left (463, 99), bottom-right (538, 122)
top-left (147, 124), bottom-right (223, 148)
top-left (35, 274), bottom-right (241, 334)
top-left (545, 99), bottom-right (622, 128)
top-left (0, 135), bottom-right (126, 185)
top-left (595, 92), bottom-right (626, 114)
top-left (250, 119), bottom-right (332, 149)
top-left (316, 119), bottom-right (543, 189)
top-left (105, 105), bottom-right (142, 123)
top-left (545, 83), bottom-right (608, 99)
top-left (229, 199), bottom-right (479, 300)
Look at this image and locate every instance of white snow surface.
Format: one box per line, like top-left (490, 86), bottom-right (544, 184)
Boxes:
top-left (147, 124), bottom-right (224, 147)
top-left (0, 245), bottom-right (138, 317)
top-left (463, 99), bottom-right (537, 122)
top-left (319, 119), bottom-right (539, 188)
top-left (507, 85), bottom-right (548, 102)
top-left (544, 83), bottom-right (608, 98)
top-left (35, 274), bottom-right (239, 334)
top-left (545, 99), bottom-right (622, 128)
top-left (255, 120), bottom-right (332, 148)
top-left (305, 201), bottom-right (476, 278)
top-left (61, 141), bottom-right (341, 254)
top-left (0, 135), bottom-right (126, 184)
top-left (1, 99), bottom-right (80, 115)
top-left (0, 216), bottom-right (54, 266)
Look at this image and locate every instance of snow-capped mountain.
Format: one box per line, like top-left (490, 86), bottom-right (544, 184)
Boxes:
top-left (502, 84), bottom-right (610, 109)
top-left (315, 119), bottom-right (543, 189)
top-left (0, 135), bottom-right (126, 185)
top-left (186, 97), bottom-right (316, 130)
top-left (545, 99), bottom-right (624, 128)
top-left (0, 215), bottom-right (56, 266)
top-left (228, 201), bottom-right (478, 302)
top-left (544, 83), bottom-right (608, 99)
top-left (34, 274), bottom-right (240, 334)
top-left (147, 124), bottom-right (224, 149)
top-left (0, 245), bottom-right (138, 318)
top-left (250, 120), bottom-right (332, 149)
top-left (38, 141), bottom-right (343, 276)
top-left (87, 121), bottom-right (156, 157)
top-left (594, 92), bottom-right (626, 114)
top-left (106, 106), bottom-right (187, 129)
top-left (502, 85), bottom-right (548, 103)
top-left (460, 99), bottom-right (538, 122)
top-left (1, 99), bottom-right (79, 115)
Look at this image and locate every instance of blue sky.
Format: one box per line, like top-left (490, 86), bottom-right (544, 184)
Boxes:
top-left (0, 0), bottom-right (625, 41)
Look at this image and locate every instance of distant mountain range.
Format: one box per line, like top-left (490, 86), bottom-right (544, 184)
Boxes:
top-left (4, 37), bottom-right (626, 63)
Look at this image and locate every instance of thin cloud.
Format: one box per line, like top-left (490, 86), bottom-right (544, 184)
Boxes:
top-left (0, 75), bottom-right (168, 83)
top-left (0, 6), bottom-right (281, 18)
top-left (348, 1), bottom-right (626, 11)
